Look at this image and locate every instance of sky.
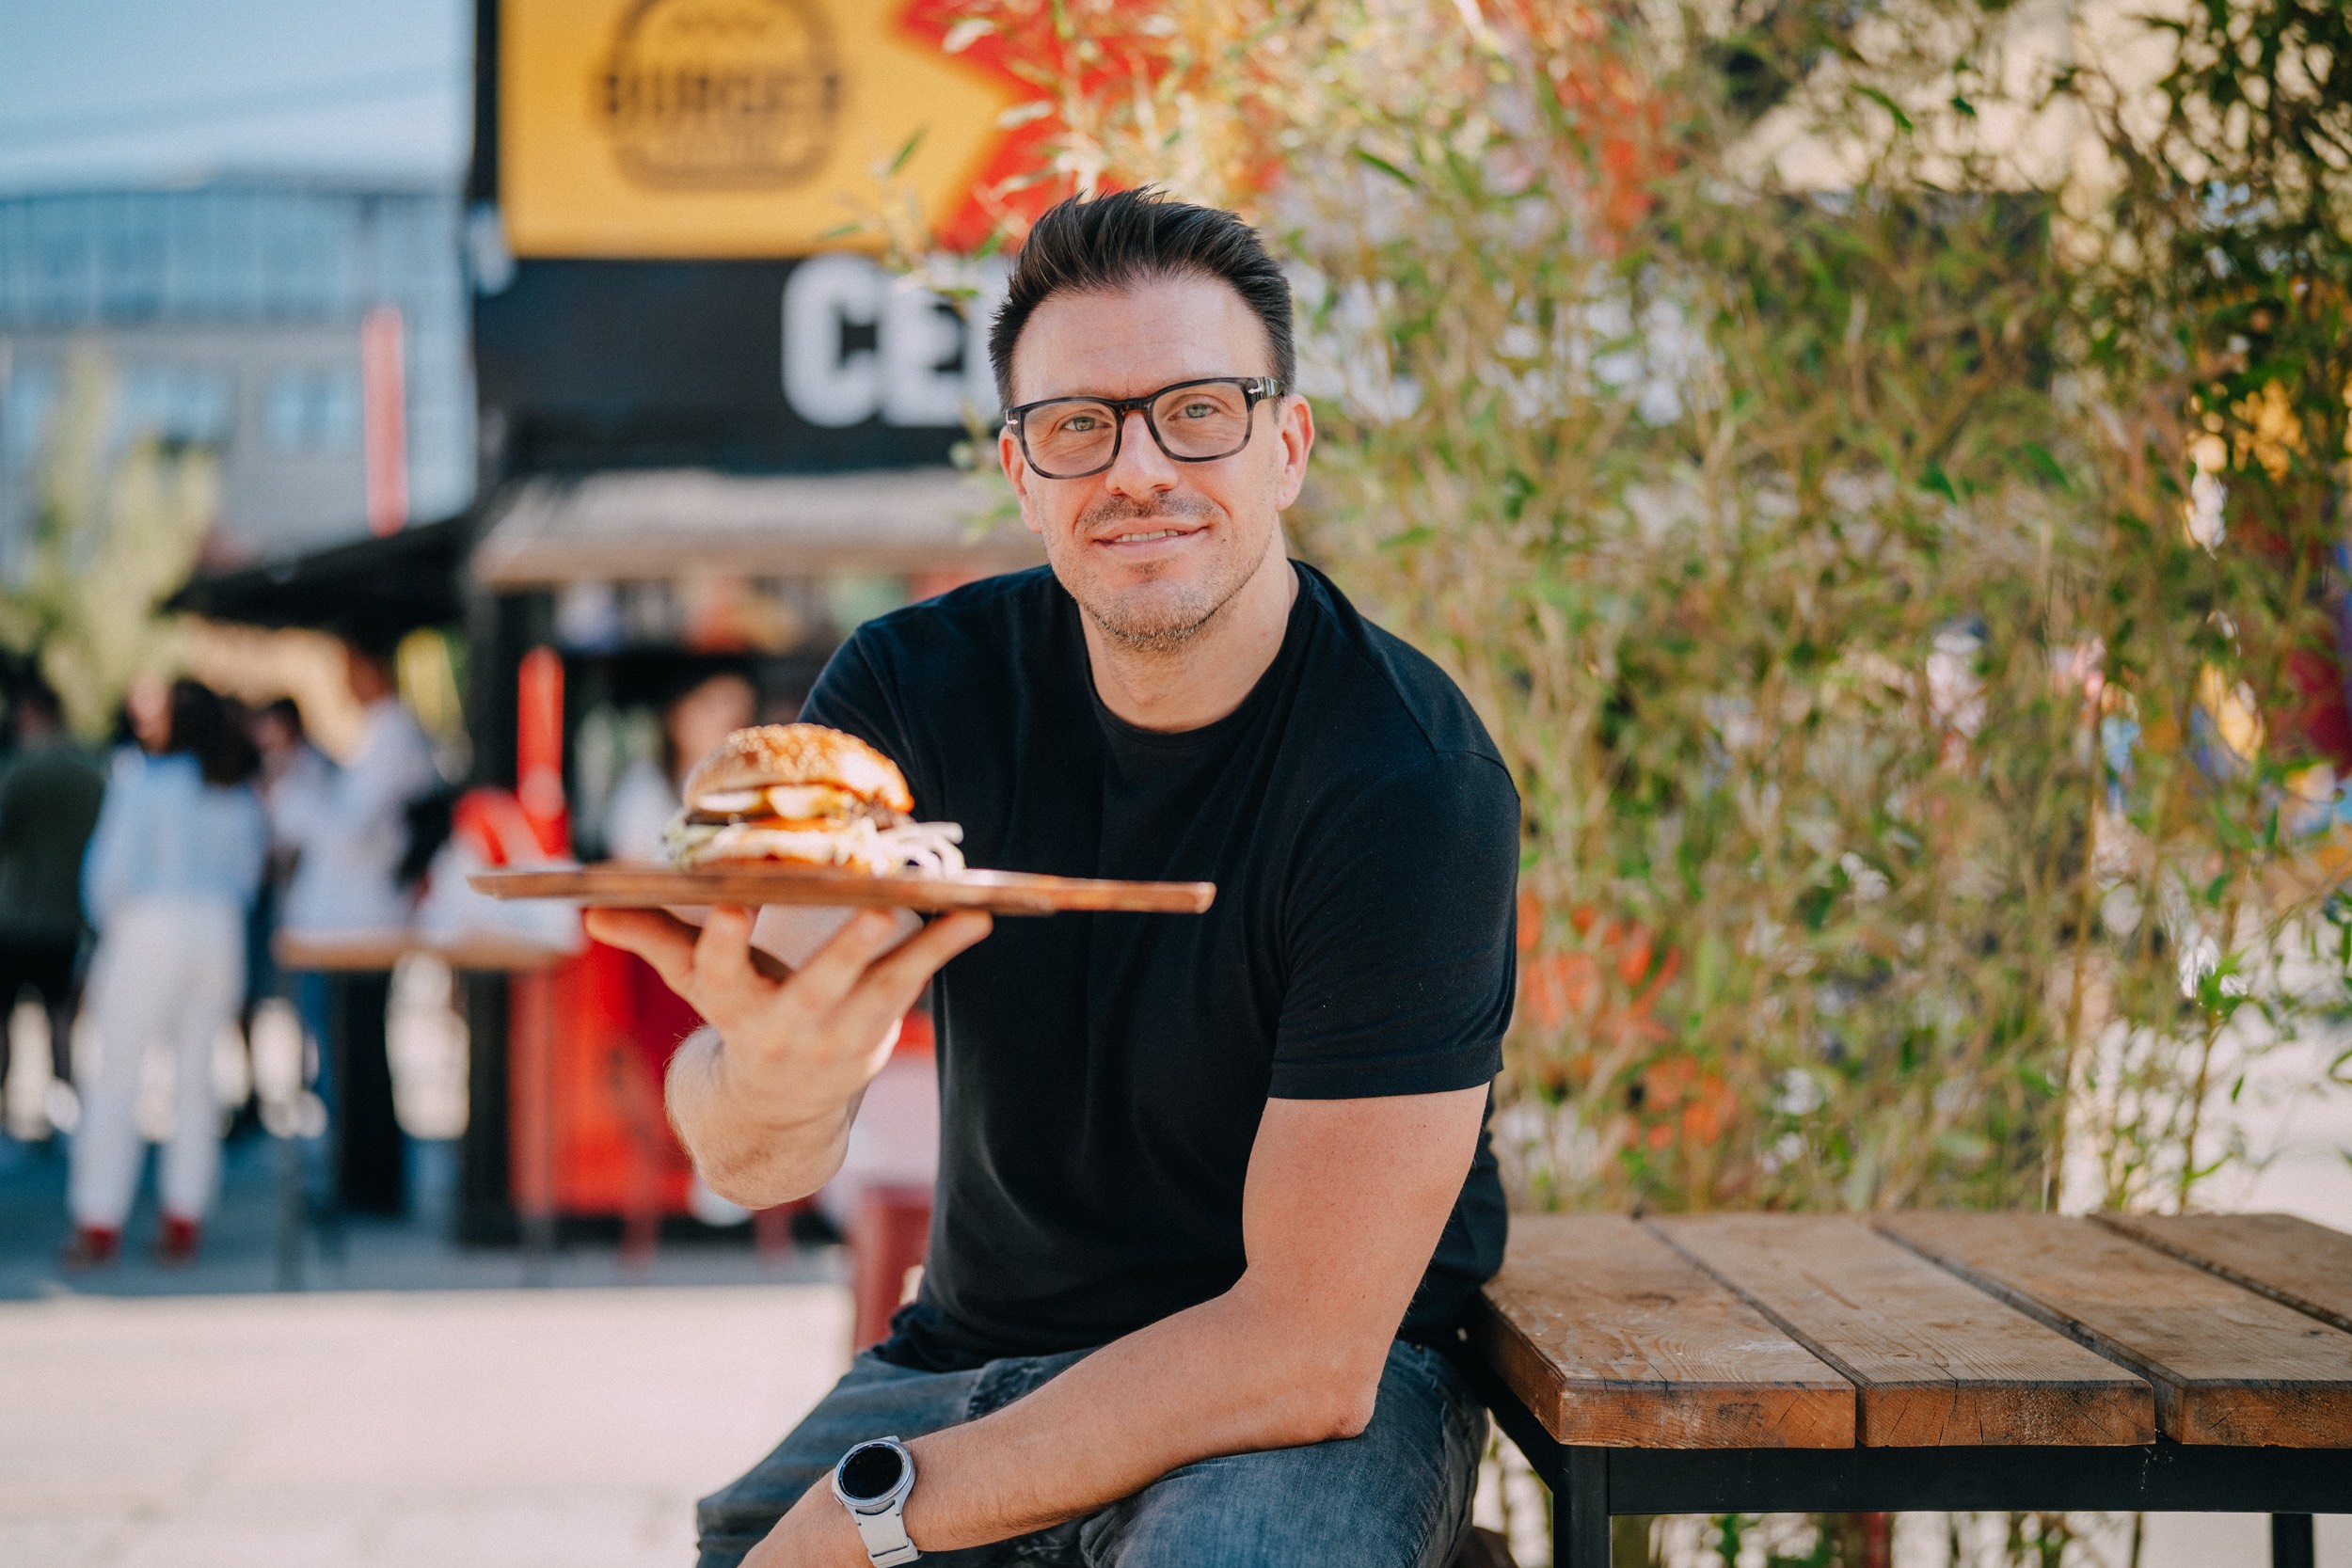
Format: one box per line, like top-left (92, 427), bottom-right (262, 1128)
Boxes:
top-left (0, 0), bottom-right (469, 192)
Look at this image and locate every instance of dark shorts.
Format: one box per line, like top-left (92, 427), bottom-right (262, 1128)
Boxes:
top-left (695, 1337), bottom-right (1486, 1568)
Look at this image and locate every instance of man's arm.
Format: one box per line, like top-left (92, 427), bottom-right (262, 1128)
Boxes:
top-left (587, 905), bottom-right (993, 1207)
top-left (750, 1084), bottom-right (1489, 1565)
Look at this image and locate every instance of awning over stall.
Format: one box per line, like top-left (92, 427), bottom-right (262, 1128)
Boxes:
top-left (469, 467), bottom-right (1041, 589)
top-left (166, 513), bottom-right (474, 644)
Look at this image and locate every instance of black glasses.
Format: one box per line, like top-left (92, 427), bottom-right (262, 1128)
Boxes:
top-left (1003, 376), bottom-right (1284, 479)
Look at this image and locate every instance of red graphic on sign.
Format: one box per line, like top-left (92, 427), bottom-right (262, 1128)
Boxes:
top-left (895, 1), bottom-right (1167, 252)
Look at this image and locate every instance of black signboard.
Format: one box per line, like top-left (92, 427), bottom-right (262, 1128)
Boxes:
top-left (473, 255), bottom-right (1004, 474)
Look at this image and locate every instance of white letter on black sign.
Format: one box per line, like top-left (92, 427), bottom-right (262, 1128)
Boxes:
top-left (881, 278), bottom-right (968, 427)
top-left (783, 254), bottom-right (881, 428)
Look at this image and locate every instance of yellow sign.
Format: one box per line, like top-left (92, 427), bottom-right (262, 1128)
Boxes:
top-left (500, 0), bottom-right (1019, 258)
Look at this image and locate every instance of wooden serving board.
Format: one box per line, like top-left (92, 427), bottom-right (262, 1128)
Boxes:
top-left (469, 863), bottom-right (1216, 916)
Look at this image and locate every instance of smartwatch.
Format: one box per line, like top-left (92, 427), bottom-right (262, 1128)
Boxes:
top-left (832, 1436), bottom-right (920, 1565)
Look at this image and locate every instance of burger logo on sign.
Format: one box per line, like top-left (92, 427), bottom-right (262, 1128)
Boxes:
top-left (598, 0), bottom-right (843, 189)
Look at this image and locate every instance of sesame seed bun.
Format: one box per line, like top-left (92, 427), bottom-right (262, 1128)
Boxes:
top-left (680, 724), bottom-right (914, 816)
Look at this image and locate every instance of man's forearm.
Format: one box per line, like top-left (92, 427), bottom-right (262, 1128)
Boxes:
top-left (665, 1026), bottom-right (861, 1207)
top-left (894, 1282), bottom-right (1390, 1552)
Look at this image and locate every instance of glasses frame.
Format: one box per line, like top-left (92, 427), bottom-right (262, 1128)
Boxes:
top-left (1003, 375), bottom-right (1286, 480)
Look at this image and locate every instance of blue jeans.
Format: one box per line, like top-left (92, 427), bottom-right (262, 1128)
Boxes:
top-left (696, 1338), bottom-right (1486, 1567)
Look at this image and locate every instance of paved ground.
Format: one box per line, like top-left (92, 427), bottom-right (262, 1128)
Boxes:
top-left (0, 1283), bottom-right (850, 1568)
top-left (0, 1122), bottom-right (856, 1568)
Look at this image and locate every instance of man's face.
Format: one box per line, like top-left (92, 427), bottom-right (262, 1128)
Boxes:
top-left (999, 273), bottom-right (1312, 650)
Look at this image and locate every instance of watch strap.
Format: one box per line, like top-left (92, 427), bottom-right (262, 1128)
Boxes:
top-left (850, 1505), bottom-right (920, 1566)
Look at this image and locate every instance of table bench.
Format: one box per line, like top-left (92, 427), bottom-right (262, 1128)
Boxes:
top-left (1458, 1212), bottom-right (2352, 1566)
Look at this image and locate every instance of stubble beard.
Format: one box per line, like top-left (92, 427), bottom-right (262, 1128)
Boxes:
top-left (1057, 493), bottom-right (1265, 653)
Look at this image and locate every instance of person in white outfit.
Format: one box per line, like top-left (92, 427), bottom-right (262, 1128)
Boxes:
top-left (67, 679), bottom-right (266, 1267)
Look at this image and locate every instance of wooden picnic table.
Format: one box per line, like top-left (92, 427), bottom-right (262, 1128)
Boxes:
top-left (1460, 1212), bottom-right (2352, 1567)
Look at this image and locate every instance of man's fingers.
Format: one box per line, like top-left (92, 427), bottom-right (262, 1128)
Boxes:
top-left (854, 911), bottom-right (993, 1018)
top-left (610, 904), bottom-right (987, 1066)
top-left (790, 909), bottom-right (914, 1011)
top-left (583, 908), bottom-right (702, 992)
top-left (692, 906), bottom-right (764, 992)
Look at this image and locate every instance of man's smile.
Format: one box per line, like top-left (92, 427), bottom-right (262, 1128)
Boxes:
top-left (1095, 519), bottom-right (1208, 551)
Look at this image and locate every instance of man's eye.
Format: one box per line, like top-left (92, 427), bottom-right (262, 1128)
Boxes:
top-left (1053, 411), bottom-right (1105, 435)
top-left (1173, 401), bottom-right (1218, 420)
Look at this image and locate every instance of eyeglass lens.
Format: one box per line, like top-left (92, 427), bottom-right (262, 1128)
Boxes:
top-left (1025, 383), bottom-right (1256, 476)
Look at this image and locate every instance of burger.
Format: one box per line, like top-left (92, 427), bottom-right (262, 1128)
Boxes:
top-left (662, 723), bottom-right (964, 876)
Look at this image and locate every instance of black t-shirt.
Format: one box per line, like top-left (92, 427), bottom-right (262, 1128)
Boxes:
top-left (803, 562), bottom-right (1518, 1371)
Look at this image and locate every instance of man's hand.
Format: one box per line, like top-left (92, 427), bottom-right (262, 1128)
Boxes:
top-left (742, 1484), bottom-right (868, 1568)
top-left (585, 904), bottom-right (991, 1206)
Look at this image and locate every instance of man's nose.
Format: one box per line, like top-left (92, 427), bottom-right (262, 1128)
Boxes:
top-left (1102, 408), bottom-right (1179, 499)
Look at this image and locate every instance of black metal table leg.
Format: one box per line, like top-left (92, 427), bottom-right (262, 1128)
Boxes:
top-left (1552, 1449), bottom-right (1609, 1568)
top-left (2273, 1513), bottom-right (2315, 1568)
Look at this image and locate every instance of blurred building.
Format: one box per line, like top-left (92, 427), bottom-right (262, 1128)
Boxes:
top-left (0, 177), bottom-right (473, 568)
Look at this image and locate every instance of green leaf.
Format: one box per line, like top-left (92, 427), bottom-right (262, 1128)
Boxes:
top-left (1858, 86), bottom-right (1914, 133)
top-left (1351, 148), bottom-right (1417, 186)
top-left (1920, 464), bottom-right (1959, 503)
top-left (887, 128), bottom-right (928, 177)
top-left (2021, 442), bottom-right (2070, 491)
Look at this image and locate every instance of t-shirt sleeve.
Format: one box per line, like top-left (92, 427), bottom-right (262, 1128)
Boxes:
top-left (1271, 750), bottom-right (1520, 1099)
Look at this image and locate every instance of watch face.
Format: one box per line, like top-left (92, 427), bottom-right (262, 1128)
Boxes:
top-left (838, 1442), bottom-right (906, 1504)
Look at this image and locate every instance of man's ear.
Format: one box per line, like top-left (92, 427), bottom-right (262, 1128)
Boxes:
top-left (1273, 394), bottom-right (1315, 514)
top-left (1000, 425), bottom-right (1044, 537)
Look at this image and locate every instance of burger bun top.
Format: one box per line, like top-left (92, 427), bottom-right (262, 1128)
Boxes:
top-left (682, 724), bottom-right (914, 815)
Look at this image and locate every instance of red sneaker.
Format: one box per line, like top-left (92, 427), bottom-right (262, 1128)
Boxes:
top-left (60, 1225), bottom-right (119, 1271)
top-left (156, 1212), bottom-right (202, 1267)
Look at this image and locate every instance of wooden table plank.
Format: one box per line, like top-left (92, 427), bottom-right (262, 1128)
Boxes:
top-left (1879, 1212), bottom-right (2352, 1447)
top-left (1470, 1214), bottom-right (1855, 1449)
top-left (1651, 1214), bottom-right (2154, 1448)
top-left (2092, 1212), bottom-right (2352, 1338)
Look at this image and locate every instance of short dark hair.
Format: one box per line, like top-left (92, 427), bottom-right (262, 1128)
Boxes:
top-left (10, 676), bottom-right (62, 728)
top-left (988, 187), bottom-right (1295, 405)
top-left (166, 678), bottom-right (260, 787)
top-left (260, 696), bottom-right (305, 736)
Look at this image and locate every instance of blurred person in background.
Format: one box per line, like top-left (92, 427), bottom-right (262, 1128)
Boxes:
top-left (254, 697), bottom-right (336, 859)
top-left (0, 676), bottom-right (105, 1129)
top-left (602, 670), bottom-right (757, 863)
top-left (280, 641), bottom-right (436, 941)
top-left (66, 679), bottom-right (265, 1267)
top-left (247, 697), bottom-right (336, 1006)
top-left (278, 638), bottom-right (438, 1219)
top-left (600, 670), bottom-right (765, 1227)
top-left (110, 670), bottom-right (171, 769)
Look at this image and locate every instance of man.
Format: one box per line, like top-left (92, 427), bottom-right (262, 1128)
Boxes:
top-left (591, 189), bottom-right (1518, 1568)
top-left (0, 677), bottom-right (104, 1119)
